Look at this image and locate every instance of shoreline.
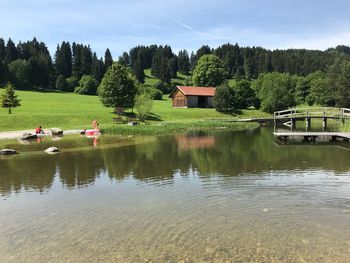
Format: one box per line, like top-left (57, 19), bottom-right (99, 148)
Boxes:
top-left (0, 121), bottom-right (259, 140)
top-left (0, 129), bottom-right (82, 140)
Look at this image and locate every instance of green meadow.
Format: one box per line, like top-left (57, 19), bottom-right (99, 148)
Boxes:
top-left (0, 89), bottom-right (269, 133)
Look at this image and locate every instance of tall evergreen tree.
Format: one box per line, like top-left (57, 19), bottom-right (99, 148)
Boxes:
top-left (0, 60), bottom-right (8, 85)
top-left (91, 53), bottom-right (105, 82)
top-left (168, 56), bottom-right (178, 78)
top-left (4, 38), bottom-right (18, 64)
top-left (118, 52), bottom-right (130, 66)
top-left (104, 48), bottom-right (113, 70)
top-left (54, 41), bottom-right (72, 78)
top-left (133, 57), bottom-right (145, 83)
top-left (0, 38), bottom-right (5, 60)
top-left (178, 50), bottom-right (190, 75)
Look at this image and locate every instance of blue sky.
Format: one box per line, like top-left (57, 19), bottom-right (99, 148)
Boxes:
top-left (1, 0), bottom-right (350, 58)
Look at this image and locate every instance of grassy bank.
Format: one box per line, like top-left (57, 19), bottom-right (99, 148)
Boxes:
top-left (0, 89), bottom-right (268, 134)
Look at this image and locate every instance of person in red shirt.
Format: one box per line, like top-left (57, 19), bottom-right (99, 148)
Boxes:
top-left (35, 126), bottom-right (44, 134)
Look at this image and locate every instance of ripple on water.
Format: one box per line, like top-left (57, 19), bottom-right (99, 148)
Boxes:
top-left (1, 167), bottom-right (350, 262)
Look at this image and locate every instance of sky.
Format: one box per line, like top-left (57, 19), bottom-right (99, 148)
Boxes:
top-left (1, 0), bottom-right (350, 58)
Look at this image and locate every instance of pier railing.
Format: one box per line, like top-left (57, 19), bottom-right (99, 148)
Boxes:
top-left (274, 107), bottom-right (350, 120)
top-left (273, 107), bottom-right (350, 132)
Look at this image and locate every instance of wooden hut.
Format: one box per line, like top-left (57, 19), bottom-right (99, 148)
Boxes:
top-left (169, 86), bottom-right (216, 108)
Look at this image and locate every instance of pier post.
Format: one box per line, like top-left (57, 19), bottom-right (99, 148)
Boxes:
top-left (322, 116), bottom-right (327, 132)
top-left (306, 117), bottom-right (311, 131)
top-left (291, 118), bottom-right (296, 131)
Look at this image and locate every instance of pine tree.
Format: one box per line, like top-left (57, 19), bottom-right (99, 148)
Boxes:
top-left (54, 41), bottom-right (72, 78)
top-left (104, 48), bottom-right (113, 70)
top-left (0, 60), bottom-right (8, 85)
top-left (178, 50), bottom-right (190, 75)
top-left (91, 53), bottom-right (105, 82)
top-left (0, 38), bottom-right (5, 60)
top-left (133, 57), bottom-right (145, 83)
top-left (0, 82), bottom-right (21, 114)
top-left (81, 45), bottom-right (92, 76)
top-left (4, 38), bottom-right (18, 64)
top-left (168, 56), bottom-right (178, 78)
top-left (118, 52), bottom-right (130, 66)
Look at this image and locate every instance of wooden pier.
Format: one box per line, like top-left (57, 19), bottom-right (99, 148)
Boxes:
top-left (271, 107), bottom-right (350, 142)
top-left (273, 132), bottom-right (350, 142)
top-left (273, 107), bottom-right (350, 131)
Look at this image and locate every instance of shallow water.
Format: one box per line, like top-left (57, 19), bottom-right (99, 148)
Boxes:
top-left (1, 129), bottom-right (350, 262)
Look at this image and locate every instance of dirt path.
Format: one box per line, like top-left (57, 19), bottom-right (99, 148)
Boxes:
top-left (0, 129), bottom-right (81, 140)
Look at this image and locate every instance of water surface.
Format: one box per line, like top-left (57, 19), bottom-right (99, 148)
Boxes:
top-left (1, 129), bottom-right (350, 262)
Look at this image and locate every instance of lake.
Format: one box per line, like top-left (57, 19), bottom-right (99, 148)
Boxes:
top-left (0, 128), bottom-right (350, 262)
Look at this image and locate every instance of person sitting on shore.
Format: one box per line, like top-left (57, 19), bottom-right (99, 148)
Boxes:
top-left (35, 126), bottom-right (44, 134)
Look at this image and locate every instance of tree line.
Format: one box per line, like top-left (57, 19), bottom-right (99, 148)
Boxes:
top-left (1, 37), bottom-right (349, 89)
top-left (1, 37), bottom-right (350, 114)
top-left (0, 37), bottom-right (113, 94)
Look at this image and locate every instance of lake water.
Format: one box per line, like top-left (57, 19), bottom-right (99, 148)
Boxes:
top-left (1, 128), bottom-right (350, 262)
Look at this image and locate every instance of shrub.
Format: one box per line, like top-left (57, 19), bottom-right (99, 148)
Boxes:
top-left (139, 85), bottom-right (163, 100)
top-left (254, 72), bottom-right (296, 113)
top-left (66, 76), bottom-right (79, 92)
top-left (152, 89), bottom-right (163, 100)
top-left (75, 75), bottom-right (98, 95)
top-left (232, 79), bottom-right (260, 109)
top-left (134, 93), bottom-right (153, 121)
top-left (212, 84), bottom-right (235, 112)
top-left (154, 81), bottom-right (173, 94)
top-left (56, 75), bottom-right (68, 91)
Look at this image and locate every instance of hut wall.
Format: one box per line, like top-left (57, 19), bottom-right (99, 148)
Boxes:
top-left (172, 90), bottom-right (187, 107)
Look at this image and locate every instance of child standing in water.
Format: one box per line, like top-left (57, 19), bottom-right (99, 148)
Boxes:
top-left (92, 120), bottom-right (100, 132)
top-left (92, 120), bottom-right (98, 129)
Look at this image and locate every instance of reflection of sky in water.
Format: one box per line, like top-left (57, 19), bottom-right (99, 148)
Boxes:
top-left (0, 129), bottom-right (350, 262)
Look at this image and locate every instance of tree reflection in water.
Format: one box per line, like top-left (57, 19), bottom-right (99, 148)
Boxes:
top-left (1, 128), bottom-right (350, 196)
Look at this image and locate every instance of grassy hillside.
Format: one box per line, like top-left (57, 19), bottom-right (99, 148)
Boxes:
top-left (143, 69), bottom-right (191, 87)
top-left (0, 90), bottom-right (269, 132)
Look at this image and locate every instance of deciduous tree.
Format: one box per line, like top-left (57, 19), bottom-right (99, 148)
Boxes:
top-left (192, 54), bottom-right (227, 86)
top-left (98, 63), bottom-right (137, 112)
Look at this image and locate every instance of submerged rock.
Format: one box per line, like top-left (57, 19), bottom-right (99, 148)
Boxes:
top-left (0, 149), bottom-right (17, 155)
top-left (45, 147), bottom-right (59, 154)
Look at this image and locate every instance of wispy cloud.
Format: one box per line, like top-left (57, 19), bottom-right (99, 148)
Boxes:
top-left (1, 0), bottom-right (350, 56)
top-left (173, 19), bottom-right (194, 31)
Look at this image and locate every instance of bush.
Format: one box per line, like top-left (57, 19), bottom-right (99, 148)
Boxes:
top-left (155, 80), bottom-right (183, 95)
top-left (56, 75), bottom-right (68, 91)
top-left (75, 75), bottom-right (98, 95)
top-left (139, 85), bottom-right (163, 100)
top-left (254, 72), bottom-right (296, 113)
top-left (212, 84), bottom-right (235, 112)
top-left (232, 79), bottom-right (260, 109)
top-left (66, 76), bottom-right (79, 92)
top-left (154, 81), bottom-right (170, 94)
top-left (152, 89), bottom-right (163, 100)
top-left (134, 93), bottom-right (153, 121)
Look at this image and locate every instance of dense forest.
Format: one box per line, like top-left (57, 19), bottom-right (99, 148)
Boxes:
top-left (1, 37), bottom-right (350, 111)
top-left (1, 37), bottom-right (350, 90)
